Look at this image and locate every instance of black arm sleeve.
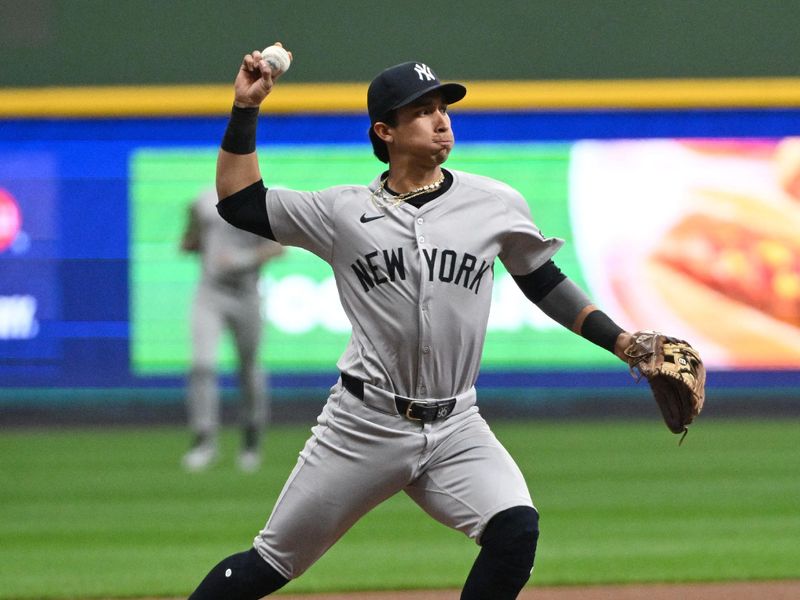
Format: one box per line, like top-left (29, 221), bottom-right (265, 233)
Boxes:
top-left (514, 261), bottom-right (623, 354)
top-left (511, 260), bottom-right (567, 303)
top-left (216, 180), bottom-right (276, 241)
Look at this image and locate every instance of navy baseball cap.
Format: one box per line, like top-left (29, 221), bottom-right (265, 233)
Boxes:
top-left (367, 61), bottom-right (467, 123)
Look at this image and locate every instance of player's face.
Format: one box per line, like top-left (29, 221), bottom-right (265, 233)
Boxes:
top-left (389, 92), bottom-right (454, 166)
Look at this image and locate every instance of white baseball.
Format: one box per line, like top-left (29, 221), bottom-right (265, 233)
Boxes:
top-left (261, 45), bottom-right (291, 73)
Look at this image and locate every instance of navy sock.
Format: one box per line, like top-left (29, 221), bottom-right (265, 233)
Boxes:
top-left (188, 547), bottom-right (288, 599)
top-left (460, 506), bottom-right (540, 600)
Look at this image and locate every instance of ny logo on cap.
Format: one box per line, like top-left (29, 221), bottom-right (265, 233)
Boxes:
top-left (414, 63), bottom-right (435, 81)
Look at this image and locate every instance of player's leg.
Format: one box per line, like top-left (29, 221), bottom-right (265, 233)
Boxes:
top-left (252, 383), bottom-right (425, 580)
top-left (404, 409), bottom-right (539, 599)
top-left (183, 287), bottom-right (224, 471)
top-left (228, 292), bottom-right (268, 471)
top-left (188, 383), bottom-right (424, 597)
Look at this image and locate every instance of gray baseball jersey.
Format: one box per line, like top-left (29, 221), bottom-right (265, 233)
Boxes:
top-left (268, 168), bottom-right (563, 397)
top-left (242, 168), bottom-right (564, 579)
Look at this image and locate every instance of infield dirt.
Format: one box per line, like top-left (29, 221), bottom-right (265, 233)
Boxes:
top-left (142, 579), bottom-right (800, 600)
top-left (279, 580), bottom-right (800, 599)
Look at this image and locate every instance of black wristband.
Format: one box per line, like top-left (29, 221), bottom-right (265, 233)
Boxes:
top-left (580, 310), bottom-right (624, 353)
top-left (221, 105), bottom-right (259, 154)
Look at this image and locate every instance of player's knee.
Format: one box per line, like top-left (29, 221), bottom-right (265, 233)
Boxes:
top-left (480, 505), bottom-right (540, 569)
top-left (188, 547), bottom-right (288, 599)
top-left (461, 506), bottom-right (540, 598)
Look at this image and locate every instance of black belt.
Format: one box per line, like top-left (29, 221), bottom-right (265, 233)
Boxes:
top-left (340, 372), bottom-right (456, 423)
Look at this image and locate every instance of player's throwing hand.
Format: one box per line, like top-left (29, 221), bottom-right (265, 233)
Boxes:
top-left (234, 43), bottom-right (292, 108)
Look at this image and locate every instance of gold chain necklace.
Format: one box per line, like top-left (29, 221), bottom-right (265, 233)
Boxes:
top-left (369, 173), bottom-right (445, 209)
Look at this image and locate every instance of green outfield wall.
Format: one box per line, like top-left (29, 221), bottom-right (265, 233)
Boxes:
top-left (1, 0), bottom-right (799, 87)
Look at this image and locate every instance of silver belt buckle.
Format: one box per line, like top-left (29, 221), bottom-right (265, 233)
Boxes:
top-left (405, 400), bottom-right (427, 421)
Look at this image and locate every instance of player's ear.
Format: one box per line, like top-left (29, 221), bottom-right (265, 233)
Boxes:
top-left (373, 122), bottom-right (393, 144)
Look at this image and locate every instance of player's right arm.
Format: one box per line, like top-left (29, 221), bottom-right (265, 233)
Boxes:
top-left (214, 45), bottom-right (334, 260)
top-left (216, 44), bottom-right (291, 200)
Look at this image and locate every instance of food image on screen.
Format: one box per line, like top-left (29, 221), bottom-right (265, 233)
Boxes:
top-left (570, 138), bottom-right (800, 368)
top-left (653, 207), bottom-right (799, 329)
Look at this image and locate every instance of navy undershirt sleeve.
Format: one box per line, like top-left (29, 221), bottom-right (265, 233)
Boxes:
top-left (511, 260), bottom-right (567, 303)
top-left (216, 180), bottom-right (276, 240)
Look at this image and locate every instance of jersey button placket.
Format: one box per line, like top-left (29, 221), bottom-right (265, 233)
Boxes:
top-left (415, 215), bottom-right (432, 397)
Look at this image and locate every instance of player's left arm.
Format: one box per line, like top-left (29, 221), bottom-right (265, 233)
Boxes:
top-left (516, 262), bottom-right (706, 439)
top-left (513, 261), bottom-right (632, 360)
top-left (500, 190), bottom-right (706, 436)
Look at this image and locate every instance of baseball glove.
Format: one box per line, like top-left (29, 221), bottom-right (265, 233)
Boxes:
top-left (623, 331), bottom-right (706, 443)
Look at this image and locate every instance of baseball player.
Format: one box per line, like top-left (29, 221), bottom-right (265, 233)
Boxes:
top-left (180, 187), bottom-right (283, 472)
top-left (187, 44), bottom-right (638, 599)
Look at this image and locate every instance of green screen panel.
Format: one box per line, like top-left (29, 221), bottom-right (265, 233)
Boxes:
top-left (130, 144), bottom-right (617, 375)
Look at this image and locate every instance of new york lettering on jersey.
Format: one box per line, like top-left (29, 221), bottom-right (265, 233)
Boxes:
top-left (350, 246), bottom-right (493, 294)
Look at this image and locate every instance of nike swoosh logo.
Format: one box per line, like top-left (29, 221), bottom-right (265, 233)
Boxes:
top-left (360, 213), bottom-right (386, 223)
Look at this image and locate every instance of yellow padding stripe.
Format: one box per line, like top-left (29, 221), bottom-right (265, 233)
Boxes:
top-left (2, 79), bottom-right (800, 117)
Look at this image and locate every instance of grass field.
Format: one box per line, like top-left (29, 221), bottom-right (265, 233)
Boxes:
top-left (1, 418), bottom-right (799, 599)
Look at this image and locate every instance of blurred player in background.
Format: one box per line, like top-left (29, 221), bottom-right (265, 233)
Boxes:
top-left (180, 187), bottom-right (283, 472)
